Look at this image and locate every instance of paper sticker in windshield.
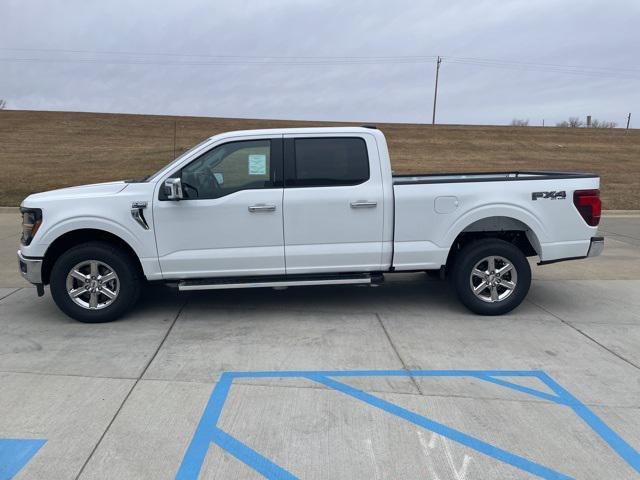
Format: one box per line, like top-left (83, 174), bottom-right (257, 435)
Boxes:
top-left (248, 154), bottom-right (267, 175)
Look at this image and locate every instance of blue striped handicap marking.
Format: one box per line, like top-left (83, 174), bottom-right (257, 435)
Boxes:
top-left (0, 438), bottom-right (46, 480)
top-left (176, 370), bottom-right (640, 479)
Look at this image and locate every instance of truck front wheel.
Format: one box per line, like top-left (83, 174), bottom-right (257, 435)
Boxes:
top-left (50, 242), bottom-right (141, 323)
top-left (451, 239), bottom-right (531, 315)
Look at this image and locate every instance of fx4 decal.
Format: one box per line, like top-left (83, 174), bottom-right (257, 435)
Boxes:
top-left (532, 191), bottom-right (566, 201)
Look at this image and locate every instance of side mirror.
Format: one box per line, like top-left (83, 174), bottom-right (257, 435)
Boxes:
top-left (164, 177), bottom-right (184, 200)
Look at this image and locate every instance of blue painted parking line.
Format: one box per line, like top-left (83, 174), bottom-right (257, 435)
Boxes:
top-left (472, 373), bottom-right (567, 405)
top-left (209, 428), bottom-right (297, 480)
top-left (0, 438), bottom-right (46, 480)
top-left (177, 370), bottom-right (640, 480)
top-left (308, 373), bottom-right (571, 480)
top-left (535, 371), bottom-right (640, 474)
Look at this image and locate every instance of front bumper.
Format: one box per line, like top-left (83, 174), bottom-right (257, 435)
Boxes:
top-left (587, 236), bottom-right (604, 257)
top-left (17, 249), bottom-right (43, 284)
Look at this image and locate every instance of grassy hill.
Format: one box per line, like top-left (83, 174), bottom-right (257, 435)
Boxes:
top-left (1, 109), bottom-right (638, 209)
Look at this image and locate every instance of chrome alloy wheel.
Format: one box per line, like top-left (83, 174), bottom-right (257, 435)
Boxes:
top-left (469, 255), bottom-right (518, 303)
top-left (65, 260), bottom-right (120, 310)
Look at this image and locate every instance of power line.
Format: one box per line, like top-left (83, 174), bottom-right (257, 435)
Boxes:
top-left (0, 57), bottom-right (434, 66)
top-left (1, 48), bottom-right (639, 84)
top-left (445, 58), bottom-right (640, 80)
top-left (1, 47), bottom-right (637, 71)
top-left (1, 55), bottom-right (637, 80)
top-left (0, 47), bottom-right (438, 62)
top-left (445, 60), bottom-right (640, 80)
top-left (445, 56), bottom-right (640, 74)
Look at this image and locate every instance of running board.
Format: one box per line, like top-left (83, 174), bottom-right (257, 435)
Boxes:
top-left (178, 274), bottom-right (377, 291)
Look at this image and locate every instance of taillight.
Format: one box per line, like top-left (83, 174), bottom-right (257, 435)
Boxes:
top-left (573, 189), bottom-right (601, 226)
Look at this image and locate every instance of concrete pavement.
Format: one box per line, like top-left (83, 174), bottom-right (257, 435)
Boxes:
top-left (0, 213), bottom-right (639, 479)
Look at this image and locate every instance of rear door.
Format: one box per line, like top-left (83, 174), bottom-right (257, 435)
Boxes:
top-left (282, 134), bottom-right (384, 274)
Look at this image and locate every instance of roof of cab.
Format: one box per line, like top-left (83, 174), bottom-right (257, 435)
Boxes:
top-left (208, 126), bottom-right (383, 141)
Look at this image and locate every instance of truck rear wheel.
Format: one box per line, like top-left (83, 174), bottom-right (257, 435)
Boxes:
top-left (450, 239), bottom-right (531, 315)
top-left (50, 242), bottom-right (141, 323)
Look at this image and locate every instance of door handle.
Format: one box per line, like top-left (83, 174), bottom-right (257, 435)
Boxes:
top-left (350, 201), bottom-right (377, 209)
top-left (248, 204), bottom-right (276, 212)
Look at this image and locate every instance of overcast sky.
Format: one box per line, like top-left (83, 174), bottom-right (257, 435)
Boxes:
top-left (1, 0), bottom-right (638, 126)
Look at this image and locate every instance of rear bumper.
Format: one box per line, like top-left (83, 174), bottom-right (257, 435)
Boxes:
top-left (538, 236), bottom-right (604, 265)
top-left (17, 249), bottom-right (43, 284)
top-left (587, 236), bottom-right (604, 257)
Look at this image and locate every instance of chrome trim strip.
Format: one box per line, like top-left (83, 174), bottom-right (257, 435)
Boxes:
top-left (178, 277), bottom-right (371, 291)
top-left (131, 208), bottom-right (150, 230)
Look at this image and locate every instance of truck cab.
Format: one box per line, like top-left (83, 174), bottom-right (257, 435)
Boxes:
top-left (152, 127), bottom-right (393, 278)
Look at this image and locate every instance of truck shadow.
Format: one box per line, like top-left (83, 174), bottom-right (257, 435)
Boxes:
top-left (139, 273), bottom-right (470, 318)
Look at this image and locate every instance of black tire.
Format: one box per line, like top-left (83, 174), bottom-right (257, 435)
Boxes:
top-left (450, 239), bottom-right (531, 315)
top-left (50, 241), bottom-right (141, 323)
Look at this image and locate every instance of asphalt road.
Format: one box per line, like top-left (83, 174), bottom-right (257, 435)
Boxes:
top-left (0, 212), bottom-right (639, 479)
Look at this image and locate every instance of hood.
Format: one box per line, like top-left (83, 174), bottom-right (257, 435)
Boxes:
top-left (23, 181), bottom-right (129, 204)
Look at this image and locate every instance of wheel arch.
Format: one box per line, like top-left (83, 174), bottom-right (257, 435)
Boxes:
top-left (445, 215), bottom-right (542, 272)
top-left (444, 204), bottom-right (547, 246)
top-left (41, 229), bottom-right (144, 285)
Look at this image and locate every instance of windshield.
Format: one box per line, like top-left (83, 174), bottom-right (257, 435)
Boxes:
top-left (141, 138), bottom-right (212, 183)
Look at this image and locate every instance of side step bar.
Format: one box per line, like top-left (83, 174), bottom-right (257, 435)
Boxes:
top-left (178, 273), bottom-right (380, 291)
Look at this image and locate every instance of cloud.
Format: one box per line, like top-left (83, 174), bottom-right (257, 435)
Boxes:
top-left (1, 0), bottom-right (638, 125)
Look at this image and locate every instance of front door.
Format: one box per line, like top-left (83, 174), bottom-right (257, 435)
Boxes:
top-left (153, 137), bottom-right (285, 279)
top-left (282, 134), bottom-right (385, 274)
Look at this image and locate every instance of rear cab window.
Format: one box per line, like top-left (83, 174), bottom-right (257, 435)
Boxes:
top-left (285, 137), bottom-right (369, 187)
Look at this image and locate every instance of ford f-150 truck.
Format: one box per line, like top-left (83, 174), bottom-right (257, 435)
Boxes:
top-left (17, 126), bottom-right (603, 322)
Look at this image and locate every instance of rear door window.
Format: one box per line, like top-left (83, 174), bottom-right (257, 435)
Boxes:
top-left (289, 137), bottom-right (369, 187)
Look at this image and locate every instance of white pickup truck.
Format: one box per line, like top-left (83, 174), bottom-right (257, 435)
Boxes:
top-left (18, 126), bottom-right (603, 322)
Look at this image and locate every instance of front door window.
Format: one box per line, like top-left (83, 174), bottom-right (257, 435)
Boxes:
top-left (180, 140), bottom-right (273, 199)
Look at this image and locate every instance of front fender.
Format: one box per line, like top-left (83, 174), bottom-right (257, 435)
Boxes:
top-left (33, 215), bottom-right (150, 259)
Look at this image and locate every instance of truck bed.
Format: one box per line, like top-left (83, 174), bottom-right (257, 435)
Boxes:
top-left (393, 171), bottom-right (597, 185)
top-left (391, 169), bottom-right (600, 269)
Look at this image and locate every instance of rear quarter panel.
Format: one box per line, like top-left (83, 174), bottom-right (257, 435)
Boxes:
top-left (392, 176), bottom-right (600, 270)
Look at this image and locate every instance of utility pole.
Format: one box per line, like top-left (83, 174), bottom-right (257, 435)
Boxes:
top-left (626, 112), bottom-right (632, 131)
top-left (432, 56), bottom-right (442, 125)
top-left (173, 120), bottom-right (177, 158)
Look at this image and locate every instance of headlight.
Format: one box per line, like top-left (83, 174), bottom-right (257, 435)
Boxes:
top-left (20, 207), bottom-right (42, 245)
